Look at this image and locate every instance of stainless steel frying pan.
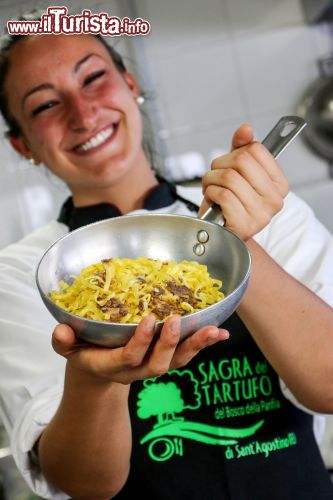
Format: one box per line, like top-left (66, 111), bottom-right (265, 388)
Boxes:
top-left (36, 116), bottom-right (306, 347)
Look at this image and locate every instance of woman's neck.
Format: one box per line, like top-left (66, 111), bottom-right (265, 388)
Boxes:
top-left (70, 151), bottom-right (159, 214)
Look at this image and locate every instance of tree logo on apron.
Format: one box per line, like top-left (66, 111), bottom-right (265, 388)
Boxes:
top-left (136, 358), bottom-right (297, 462)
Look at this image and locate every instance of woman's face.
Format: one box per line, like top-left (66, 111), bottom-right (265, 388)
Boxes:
top-left (5, 34), bottom-right (144, 191)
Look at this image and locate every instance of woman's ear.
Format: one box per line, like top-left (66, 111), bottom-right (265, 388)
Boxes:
top-left (7, 134), bottom-right (41, 165)
top-left (123, 71), bottom-right (140, 99)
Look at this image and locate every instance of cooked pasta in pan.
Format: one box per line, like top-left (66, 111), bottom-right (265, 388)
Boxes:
top-left (49, 257), bottom-right (224, 323)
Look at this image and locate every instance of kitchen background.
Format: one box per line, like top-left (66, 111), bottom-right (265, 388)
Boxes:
top-left (0, 0), bottom-right (332, 498)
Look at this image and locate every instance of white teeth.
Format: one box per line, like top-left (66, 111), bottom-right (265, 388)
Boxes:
top-left (76, 126), bottom-right (114, 152)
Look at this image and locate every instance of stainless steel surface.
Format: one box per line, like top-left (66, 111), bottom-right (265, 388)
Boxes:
top-left (37, 214), bottom-right (251, 347)
top-left (193, 242), bottom-right (206, 256)
top-left (36, 116), bottom-right (306, 348)
top-left (200, 115), bottom-right (307, 225)
top-left (193, 229), bottom-right (210, 255)
top-left (298, 64), bottom-right (333, 161)
top-left (301, 0), bottom-right (333, 23)
top-left (197, 230), bottom-right (209, 243)
top-left (261, 115), bottom-right (307, 159)
top-left (200, 203), bottom-right (223, 226)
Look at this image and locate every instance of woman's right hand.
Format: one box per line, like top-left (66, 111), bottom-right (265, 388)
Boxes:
top-left (199, 124), bottom-right (289, 241)
top-left (52, 315), bottom-right (229, 385)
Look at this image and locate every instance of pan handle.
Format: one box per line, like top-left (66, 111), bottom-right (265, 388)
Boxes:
top-left (200, 115), bottom-right (307, 225)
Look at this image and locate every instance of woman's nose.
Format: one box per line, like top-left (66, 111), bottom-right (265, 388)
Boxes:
top-left (68, 96), bottom-right (97, 131)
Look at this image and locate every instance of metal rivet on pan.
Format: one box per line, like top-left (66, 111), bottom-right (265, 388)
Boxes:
top-left (197, 230), bottom-right (209, 243)
top-left (193, 243), bottom-right (205, 256)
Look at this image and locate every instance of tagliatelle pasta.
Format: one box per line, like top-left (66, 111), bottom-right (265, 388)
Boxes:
top-left (49, 257), bottom-right (224, 323)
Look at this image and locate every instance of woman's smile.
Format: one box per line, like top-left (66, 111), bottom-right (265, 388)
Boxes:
top-left (72, 122), bottom-right (119, 155)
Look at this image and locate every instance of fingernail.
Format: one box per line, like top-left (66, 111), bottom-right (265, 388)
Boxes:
top-left (144, 316), bottom-right (156, 330)
top-left (219, 329), bottom-right (229, 339)
top-left (170, 316), bottom-right (181, 334)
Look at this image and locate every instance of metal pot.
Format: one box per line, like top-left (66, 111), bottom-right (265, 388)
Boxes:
top-left (36, 116), bottom-right (306, 347)
top-left (298, 55), bottom-right (333, 161)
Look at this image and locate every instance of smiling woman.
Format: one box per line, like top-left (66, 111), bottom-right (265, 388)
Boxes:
top-left (0, 12), bottom-right (333, 500)
top-left (2, 34), bottom-right (156, 211)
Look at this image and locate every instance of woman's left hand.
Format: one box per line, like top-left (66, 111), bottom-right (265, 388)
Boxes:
top-left (52, 316), bottom-right (229, 385)
top-left (198, 124), bottom-right (289, 241)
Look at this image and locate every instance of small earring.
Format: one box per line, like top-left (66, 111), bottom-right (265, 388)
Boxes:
top-left (28, 158), bottom-right (40, 166)
top-left (136, 95), bottom-right (145, 106)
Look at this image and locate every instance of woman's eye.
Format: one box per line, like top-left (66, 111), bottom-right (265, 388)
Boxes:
top-left (84, 70), bottom-right (106, 86)
top-left (32, 101), bottom-right (58, 116)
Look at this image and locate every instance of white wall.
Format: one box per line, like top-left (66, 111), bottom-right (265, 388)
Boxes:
top-left (135, 0), bottom-right (333, 232)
